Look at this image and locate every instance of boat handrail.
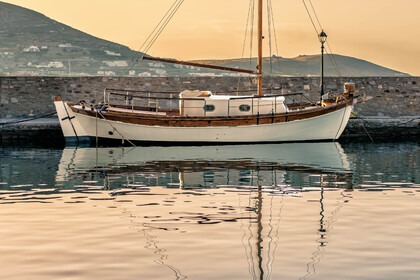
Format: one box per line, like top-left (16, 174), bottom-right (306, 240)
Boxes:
top-left (104, 87), bottom-right (309, 96)
top-left (106, 90), bottom-right (307, 101)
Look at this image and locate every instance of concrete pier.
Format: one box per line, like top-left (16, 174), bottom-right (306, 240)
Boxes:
top-left (1, 76), bottom-right (419, 145)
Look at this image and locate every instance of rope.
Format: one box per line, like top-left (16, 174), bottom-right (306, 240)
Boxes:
top-left (237, 0), bottom-right (255, 94)
top-left (143, 0), bottom-right (184, 54)
top-left (308, 0), bottom-right (323, 31)
top-left (301, 0), bottom-right (342, 78)
top-left (326, 42), bottom-right (343, 78)
top-left (267, 0), bottom-right (273, 75)
top-left (133, 0), bottom-right (185, 63)
top-left (354, 114), bottom-right (374, 142)
top-left (267, 0), bottom-right (283, 92)
top-left (268, 0), bottom-right (281, 68)
top-left (353, 114), bottom-right (420, 127)
top-left (96, 110), bottom-right (136, 147)
top-left (349, 114), bottom-right (420, 142)
top-left (241, 0), bottom-right (255, 63)
top-left (0, 111), bottom-right (56, 126)
top-left (302, 0), bottom-right (319, 35)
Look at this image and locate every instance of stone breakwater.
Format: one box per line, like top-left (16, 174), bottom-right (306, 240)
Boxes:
top-left (0, 76), bottom-right (419, 144)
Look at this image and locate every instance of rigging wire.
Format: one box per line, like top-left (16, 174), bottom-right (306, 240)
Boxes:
top-left (310, 0), bottom-right (342, 78)
top-left (133, 0), bottom-right (185, 62)
top-left (242, 0), bottom-right (255, 68)
top-left (137, 0), bottom-right (182, 53)
top-left (308, 0), bottom-right (343, 79)
top-left (237, 0), bottom-right (256, 95)
top-left (267, 0), bottom-right (284, 91)
top-left (143, 0), bottom-right (184, 54)
top-left (302, 0), bottom-right (319, 36)
top-left (144, 0), bottom-right (184, 54)
top-left (268, 0), bottom-right (281, 64)
top-left (308, 0), bottom-right (323, 31)
top-left (302, 0), bottom-right (343, 79)
top-left (267, 0), bottom-right (273, 74)
top-left (326, 42), bottom-right (343, 78)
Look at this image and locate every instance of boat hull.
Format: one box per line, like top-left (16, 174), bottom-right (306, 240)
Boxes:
top-left (54, 99), bottom-right (353, 145)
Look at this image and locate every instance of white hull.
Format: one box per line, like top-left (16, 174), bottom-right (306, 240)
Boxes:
top-left (54, 99), bottom-right (353, 145)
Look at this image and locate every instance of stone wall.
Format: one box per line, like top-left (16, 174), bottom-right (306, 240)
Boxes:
top-left (1, 76), bottom-right (419, 119)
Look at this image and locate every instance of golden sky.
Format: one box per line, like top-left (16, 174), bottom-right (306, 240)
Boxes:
top-left (3, 0), bottom-right (420, 75)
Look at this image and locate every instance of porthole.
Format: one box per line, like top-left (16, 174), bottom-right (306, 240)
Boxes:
top-left (203, 104), bottom-right (215, 112)
top-left (239, 104), bottom-right (251, 112)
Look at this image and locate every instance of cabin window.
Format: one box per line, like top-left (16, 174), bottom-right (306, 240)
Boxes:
top-left (239, 104), bottom-right (251, 112)
top-left (203, 104), bottom-right (215, 112)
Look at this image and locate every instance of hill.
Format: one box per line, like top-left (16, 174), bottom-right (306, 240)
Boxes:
top-left (0, 1), bottom-right (409, 77)
top-left (192, 54), bottom-right (409, 77)
top-left (0, 1), bottom-right (151, 76)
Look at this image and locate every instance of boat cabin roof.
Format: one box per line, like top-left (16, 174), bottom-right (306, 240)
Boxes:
top-left (179, 90), bottom-right (285, 102)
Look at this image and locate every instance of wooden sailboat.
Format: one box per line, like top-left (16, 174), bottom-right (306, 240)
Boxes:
top-left (54, 0), bottom-right (355, 146)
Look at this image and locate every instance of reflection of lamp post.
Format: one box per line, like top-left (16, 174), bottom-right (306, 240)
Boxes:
top-left (318, 30), bottom-right (327, 101)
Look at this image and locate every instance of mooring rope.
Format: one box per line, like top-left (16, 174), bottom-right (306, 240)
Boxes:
top-left (96, 110), bottom-right (137, 147)
top-left (0, 111), bottom-right (56, 126)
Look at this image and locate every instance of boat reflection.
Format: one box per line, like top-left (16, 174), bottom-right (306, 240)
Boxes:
top-left (55, 142), bottom-right (353, 280)
top-left (56, 142), bottom-right (353, 190)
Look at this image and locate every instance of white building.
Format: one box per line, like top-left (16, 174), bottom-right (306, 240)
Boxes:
top-left (58, 43), bottom-right (73, 48)
top-left (48, 61), bottom-right (65, 68)
top-left (103, 61), bottom-right (128, 67)
top-left (138, 72), bottom-right (152, 77)
top-left (147, 62), bottom-right (165, 68)
top-left (23, 46), bottom-right (40, 52)
top-left (104, 50), bottom-right (121, 56)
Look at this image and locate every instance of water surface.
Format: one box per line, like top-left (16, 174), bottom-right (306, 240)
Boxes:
top-left (0, 142), bottom-right (418, 279)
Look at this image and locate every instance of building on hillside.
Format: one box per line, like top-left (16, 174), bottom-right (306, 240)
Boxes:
top-left (23, 46), bottom-right (40, 52)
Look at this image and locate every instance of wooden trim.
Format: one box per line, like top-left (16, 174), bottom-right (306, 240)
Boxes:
top-left (71, 100), bottom-right (352, 128)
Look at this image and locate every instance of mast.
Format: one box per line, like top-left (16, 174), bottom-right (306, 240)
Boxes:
top-left (257, 0), bottom-right (263, 97)
top-left (257, 0), bottom-right (263, 96)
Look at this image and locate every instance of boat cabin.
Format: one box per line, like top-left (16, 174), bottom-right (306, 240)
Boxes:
top-left (179, 90), bottom-right (287, 117)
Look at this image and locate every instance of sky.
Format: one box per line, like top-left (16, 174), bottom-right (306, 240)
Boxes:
top-left (3, 0), bottom-right (420, 75)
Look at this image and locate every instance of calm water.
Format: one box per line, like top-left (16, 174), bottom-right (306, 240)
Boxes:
top-left (0, 142), bottom-right (419, 280)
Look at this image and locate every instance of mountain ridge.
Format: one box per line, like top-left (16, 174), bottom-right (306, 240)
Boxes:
top-left (0, 1), bottom-right (410, 77)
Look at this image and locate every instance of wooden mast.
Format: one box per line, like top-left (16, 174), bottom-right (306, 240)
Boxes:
top-left (257, 0), bottom-right (263, 96)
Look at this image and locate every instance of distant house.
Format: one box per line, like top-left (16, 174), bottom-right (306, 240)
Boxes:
top-left (147, 62), bottom-right (165, 68)
top-left (29, 61), bottom-right (64, 68)
top-left (48, 61), bottom-right (64, 68)
top-left (58, 43), bottom-right (73, 48)
top-left (103, 61), bottom-right (128, 67)
top-left (23, 46), bottom-right (40, 52)
top-left (138, 72), bottom-right (152, 77)
top-left (97, 70), bottom-right (116, 76)
top-left (152, 69), bottom-right (167, 76)
top-left (104, 50), bottom-right (121, 56)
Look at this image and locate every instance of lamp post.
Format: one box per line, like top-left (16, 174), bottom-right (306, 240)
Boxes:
top-left (318, 30), bottom-right (327, 102)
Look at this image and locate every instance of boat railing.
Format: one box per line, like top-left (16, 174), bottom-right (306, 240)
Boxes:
top-left (103, 88), bottom-right (317, 116)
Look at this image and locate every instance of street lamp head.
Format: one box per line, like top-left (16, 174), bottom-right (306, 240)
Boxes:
top-left (319, 30), bottom-right (327, 44)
